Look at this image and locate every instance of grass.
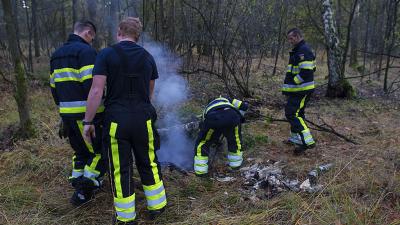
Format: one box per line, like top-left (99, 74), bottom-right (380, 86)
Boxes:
top-left (0, 59), bottom-right (400, 225)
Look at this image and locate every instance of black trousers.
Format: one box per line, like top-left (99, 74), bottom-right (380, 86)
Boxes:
top-left (103, 108), bottom-right (166, 223)
top-left (194, 108), bottom-right (243, 175)
top-left (284, 94), bottom-right (315, 146)
top-left (63, 116), bottom-right (105, 184)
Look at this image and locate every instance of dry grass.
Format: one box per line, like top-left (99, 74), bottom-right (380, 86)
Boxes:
top-left (0, 59), bottom-right (400, 225)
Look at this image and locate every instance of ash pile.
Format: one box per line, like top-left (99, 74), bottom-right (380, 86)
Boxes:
top-left (239, 161), bottom-right (333, 201)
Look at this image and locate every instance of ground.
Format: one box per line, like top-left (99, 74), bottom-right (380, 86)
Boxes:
top-left (0, 58), bottom-right (399, 225)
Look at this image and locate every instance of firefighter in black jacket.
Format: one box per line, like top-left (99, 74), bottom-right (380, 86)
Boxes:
top-left (50, 21), bottom-right (105, 205)
top-left (83, 17), bottom-right (166, 225)
top-left (194, 97), bottom-right (249, 176)
top-left (283, 28), bottom-right (316, 154)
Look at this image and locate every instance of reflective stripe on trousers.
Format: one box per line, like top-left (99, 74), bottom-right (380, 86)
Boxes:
top-left (143, 181), bottom-right (167, 210)
top-left (114, 194), bottom-right (136, 222)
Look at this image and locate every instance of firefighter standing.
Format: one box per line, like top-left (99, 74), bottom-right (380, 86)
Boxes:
top-left (283, 28), bottom-right (316, 154)
top-left (194, 97), bottom-right (249, 176)
top-left (50, 21), bottom-right (105, 205)
top-left (83, 17), bottom-right (166, 224)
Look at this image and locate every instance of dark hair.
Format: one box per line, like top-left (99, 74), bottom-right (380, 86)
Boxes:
top-left (287, 28), bottom-right (303, 38)
top-left (74, 20), bottom-right (97, 34)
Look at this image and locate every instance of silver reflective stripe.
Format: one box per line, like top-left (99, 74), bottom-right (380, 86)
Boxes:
top-left (144, 185), bottom-right (164, 197)
top-left (71, 170), bottom-right (83, 178)
top-left (84, 170), bottom-right (99, 179)
top-left (228, 153), bottom-right (243, 161)
top-left (232, 99), bottom-right (241, 108)
top-left (291, 67), bottom-right (300, 74)
top-left (295, 75), bottom-right (304, 83)
top-left (287, 65), bottom-right (292, 71)
top-left (147, 195), bottom-right (167, 207)
top-left (115, 201), bottom-right (135, 209)
top-left (54, 68), bottom-right (92, 80)
top-left (299, 63), bottom-right (315, 69)
top-left (116, 211), bottom-right (136, 219)
top-left (229, 160), bottom-right (242, 167)
top-left (59, 101), bottom-right (87, 107)
top-left (194, 159), bottom-right (208, 164)
top-left (283, 81), bottom-right (315, 89)
top-left (194, 165), bottom-right (208, 172)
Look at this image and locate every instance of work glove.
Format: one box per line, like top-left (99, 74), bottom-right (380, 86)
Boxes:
top-left (58, 119), bottom-right (69, 139)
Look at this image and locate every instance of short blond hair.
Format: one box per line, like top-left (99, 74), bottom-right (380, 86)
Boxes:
top-left (118, 17), bottom-right (142, 40)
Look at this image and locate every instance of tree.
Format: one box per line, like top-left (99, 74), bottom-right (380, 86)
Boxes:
top-left (322, 0), bottom-right (354, 98)
top-left (31, 0), bottom-right (40, 57)
top-left (1, 0), bottom-right (35, 138)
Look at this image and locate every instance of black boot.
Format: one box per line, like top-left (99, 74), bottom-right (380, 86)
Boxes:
top-left (149, 207), bottom-right (165, 220)
top-left (293, 143), bottom-right (315, 155)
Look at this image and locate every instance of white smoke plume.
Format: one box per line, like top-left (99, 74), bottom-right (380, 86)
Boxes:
top-left (142, 37), bottom-right (194, 170)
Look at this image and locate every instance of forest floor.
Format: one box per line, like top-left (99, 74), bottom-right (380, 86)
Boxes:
top-left (0, 57), bottom-right (399, 225)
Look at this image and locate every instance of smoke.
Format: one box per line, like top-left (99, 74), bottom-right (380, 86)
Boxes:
top-left (142, 37), bottom-right (194, 170)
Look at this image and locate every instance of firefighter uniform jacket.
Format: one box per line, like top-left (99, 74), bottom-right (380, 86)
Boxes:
top-left (50, 34), bottom-right (104, 119)
top-left (282, 40), bottom-right (316, 95)
top-left (194, 97), bottom-right (249, 175)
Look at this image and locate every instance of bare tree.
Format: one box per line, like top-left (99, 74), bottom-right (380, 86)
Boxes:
top-left (322, 0), bottom-right (354, 98)
top-left (1, 0), bottom-right (35, 138)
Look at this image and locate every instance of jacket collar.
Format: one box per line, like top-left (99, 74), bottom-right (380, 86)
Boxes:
top-left (67, 34), bottom-right (90, 45)
top-left (292, 40), bottom-right (305, 52)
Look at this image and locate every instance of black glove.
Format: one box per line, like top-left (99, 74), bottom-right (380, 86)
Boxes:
top-left (58, 119), bottom-right (69, 139)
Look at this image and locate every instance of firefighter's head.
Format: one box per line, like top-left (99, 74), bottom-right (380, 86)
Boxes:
top-left (287, 28), bottom-right (303, 46)
top-left (74, 21), bottom-right (96, 44)
top-left (117, 17), bottom-right (143, 42)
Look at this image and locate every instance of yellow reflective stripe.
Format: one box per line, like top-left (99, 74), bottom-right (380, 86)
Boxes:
top-left (60, 106), bottom-right (86, 114)
top-left (52, 65), bottom-right (94, 82)
top-left (143, 181), bottom-right (163, 191)
top-left (114, 194), bottom-right (135, 204)
top-left (88, 154), bottom-right (101, 173)
top-left (204, 102), bottom-right (232, 116)
top-left (77, 120), bottom-right (94, 153)
top-left (196, 129), bottom-right (214, 156)
top-left (295, 96), bottom-right (309, 131)
top-left (234, 126), bottom-right (242, 153)
top-left (294, 75), bottom-right (302, 84)
top-left (146, 120), bottom-right (160, 184)
top-left (59, 105), bottom-right (104, 114)
top-left (282, 84), bottom-right (315, 92)
top-left (232, 99), bottom-right (242, 109)
top-left (298, 60), bottom-right (316, 70)
top-left (110, 122), bottom-right (123, 198)
top-left (146, 190), bottom-right (166, 201)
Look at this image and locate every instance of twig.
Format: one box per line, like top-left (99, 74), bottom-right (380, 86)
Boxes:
top-left (0, 68), bottom-right (13, 85)
top-left (256, 113), bottom-right (359, 145)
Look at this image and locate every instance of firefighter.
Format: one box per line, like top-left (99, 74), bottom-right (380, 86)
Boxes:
top-left (194, 97), bottom-right (249, 176)
top-left (83, 17), bottom-right (166, 224)
top-left (282, 28), bottom-right (316, 155)
top-left (50, 21), bottom-right (105, 206)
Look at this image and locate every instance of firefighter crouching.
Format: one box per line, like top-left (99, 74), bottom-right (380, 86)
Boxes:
top-left (83, 17), bottom-right (166, 224)
top-left (194, 97), bottom-right (249, 176)
top-left (50, 21), bottom-right (105, 206)
top-left (283, 28), bottom-right (316, 155)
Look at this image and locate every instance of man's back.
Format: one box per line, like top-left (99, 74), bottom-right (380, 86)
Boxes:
top-left (93, 41), bottom-right (158, 113)
top-left (50, 34), bottom-right (97, 119)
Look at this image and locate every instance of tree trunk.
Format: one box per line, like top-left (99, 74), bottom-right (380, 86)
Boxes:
top-left (2, 0), bottom-right (35, 138)
top-left (322, 0), bottom-right (354, 98)
top-left (107, 0), bottom-right (118, 45)
top-left (383, 0), bottom-right (399, 93)
top-left (349, 1), bottom-right (360, 67)
top-left (86, 0), bottom-right (100, 49)
top-left (72, 0), bottom-right (78, 26)
top-left (31, 0), bottom-right (40, 57)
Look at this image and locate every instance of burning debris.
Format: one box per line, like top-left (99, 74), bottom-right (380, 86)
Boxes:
top-left (239, 162), bottom-right (333, 201)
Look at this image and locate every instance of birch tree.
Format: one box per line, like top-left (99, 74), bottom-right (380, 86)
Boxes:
top-left (322, 0), bottom-right (354, 98)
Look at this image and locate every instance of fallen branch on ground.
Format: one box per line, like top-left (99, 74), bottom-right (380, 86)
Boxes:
top-left (255, 113), bottom-right (359, 145)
